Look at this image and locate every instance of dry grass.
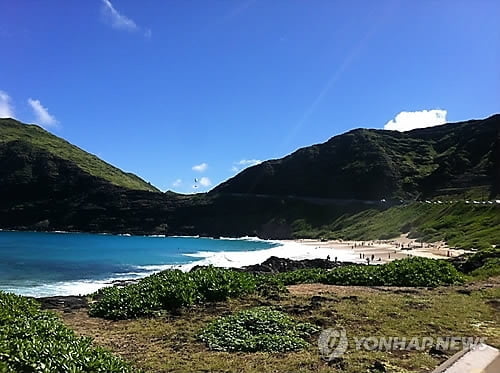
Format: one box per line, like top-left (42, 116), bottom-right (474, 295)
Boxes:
top-left (58, 280), bottom-right (500, 373)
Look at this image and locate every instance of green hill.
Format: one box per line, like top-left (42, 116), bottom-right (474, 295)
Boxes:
top-left (0, 115), bottom-right (498, 249)
top-left (0, 118), bottom-right (158, 192)
top-left (213, 114), bottom-right (500, 200)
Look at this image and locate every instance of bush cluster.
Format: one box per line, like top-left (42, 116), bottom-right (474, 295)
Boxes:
top-left (89, 267), bottom-right (257, 320)
top-left (0, 291), bottom-right (137, 373)
top-left (274, 268), bottom-right (327, 285)
top-left (459, 248), bottom-right (500, 273)
top-left (198, 307), bottom-right (319, 352)
top-left (90, 258), bottom-right (466, 320)
top-left (325, 257), bottom-right (465, 287)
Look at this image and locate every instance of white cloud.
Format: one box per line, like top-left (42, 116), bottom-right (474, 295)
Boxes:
top-left (198, 177), bottom-right (212, 187)
top-left (0, 90), bottom-right (14, 118)
top-left (231, 159), bottom-right (262, 173)
top-left (384, 109), bottom-right (447, 132)
top-left (172, 179), bottom-right (182, 187)
top-left (236, 159), bottom-right (262, 166)
top-left (101, 0), bottom-right (138, 31)
top-left (27, 98), bottom-right (58, 127)
top-left (101, 0), bottom-right (151, 38)
top-left (192, 163), bottom-right (208, 172)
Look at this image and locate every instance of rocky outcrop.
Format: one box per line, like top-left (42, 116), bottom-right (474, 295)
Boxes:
top-left (240, 256), bottom-right (356, 273)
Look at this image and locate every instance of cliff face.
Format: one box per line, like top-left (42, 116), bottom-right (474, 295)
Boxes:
top-left (213, 115), bottom-right (500, 200)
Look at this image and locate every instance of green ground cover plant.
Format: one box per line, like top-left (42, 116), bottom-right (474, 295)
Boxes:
top-left (89, 267), bottom-right (257, 320)
top-left (325, 257), bottom-right (465, 287)
top-left (0, 291), bottom-right (137, 373)
top-left (198, 307), bottom-right (319, 352)
top-left (90, 258), bottom-right (466, 320)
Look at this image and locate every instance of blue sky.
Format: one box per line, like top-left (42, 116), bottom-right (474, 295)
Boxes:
top-left (1, 1), bottom-right (499, 193)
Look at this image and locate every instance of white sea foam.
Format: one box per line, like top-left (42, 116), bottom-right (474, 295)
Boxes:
top-left (178, 240), bottom-right (361, 271)
top-left (5, 279), bottom-right (116, 298)
top-left (4, 240), bottom-right (361, 297)
top-left (3, 270), bottom-right (159, 298)
top-left (218, 236), bottom-right (267, 242)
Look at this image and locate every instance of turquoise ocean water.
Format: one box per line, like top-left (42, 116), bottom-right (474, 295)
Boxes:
top-left (0, 231), bottom-right (278, 297)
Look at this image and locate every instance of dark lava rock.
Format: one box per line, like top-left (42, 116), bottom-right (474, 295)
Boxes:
top-left (486, 299), bottom-right (500, 311)
top-left (370, 361), bottom-right (387, 372)
top-left (191, 256), bottom-right (357, 274)
top-left (36, 296), bottom-right (88, 311)
top-left (429, 345), bottom-right (449, 356)
top-left (240, 256), bottom-right (355, 273)
top-left (327, 357), bottom-right (348, 369)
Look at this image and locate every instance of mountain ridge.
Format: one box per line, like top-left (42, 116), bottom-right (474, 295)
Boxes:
top-left (0, 114), bottom-right (498, 245)
top-left (0, 118), bottom-right (158, 192)
top-left (213, 114), bottom-right (499, 200)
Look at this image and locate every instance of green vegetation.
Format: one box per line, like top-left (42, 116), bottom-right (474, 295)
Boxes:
top-left (470, 258), bottom-right (500, 279)
top-left (61, 282), bottom-right (500, 373)
top-left (1, 116), bottom-right (498, 239)
top-left (274, 268), bottom-right (328, 285)
top-left (325, 257), bottom-right (464, 287)
top-left (89, 267), bottom-right (257, 320)
top-left (290, 202), bottom-right (500, 250)
top-left (456, 248), bottom-right (500, 279)
top-left (198, 307), bottom-right (319, 352)
top-left (459, 247), bottom-right (500, 272)
top-left (0, 291), bottom-right (137, 373)
top-left (0, 118), bottom-right (157, 192)
top-left (90, 258), bottom-right (465, 321)
top-left (269, 257), bottom-right (464, 288)
top-left (214, 115), bottom-right (499, 201)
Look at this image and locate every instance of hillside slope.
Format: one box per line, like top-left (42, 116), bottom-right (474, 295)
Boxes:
top-left (213, 115), bottom-right (500, 200)
top-left (0, 118), bottom-right (158, 192)
top-left (0, 115), bottom-right (498, 249)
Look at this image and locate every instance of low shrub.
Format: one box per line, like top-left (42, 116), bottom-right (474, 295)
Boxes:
top-left (191, 266), bottom-right (256, 301)
top-left (254, 275), bottom-right (288, 298)
top-left (459, 248), bottom-right (500, 273)
top-left (90, 258), bottom-right (467, 320)
top-left (274, 268), bottom-right (327, 285)
top-left (0, 291), bottom-right (137, 373)
top-left (198, 307), bottom-right (319, 352)
top-left (89, 267), bottom-right (257, 320)
top-left (325, 257), bottom-right (465, 287)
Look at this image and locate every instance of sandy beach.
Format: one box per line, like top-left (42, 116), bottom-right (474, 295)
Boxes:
top-left (290, 234), bottom-right (469, 264)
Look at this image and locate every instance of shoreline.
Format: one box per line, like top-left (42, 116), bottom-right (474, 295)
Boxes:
top-left (0, 229), bottom-right (472, 261)
top-left (289, 234), bottom-right (470, 264)
top-left (2, 232), bottom-right (468, 298)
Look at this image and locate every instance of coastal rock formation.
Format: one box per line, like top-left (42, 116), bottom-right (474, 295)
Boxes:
top-left (240, 256), bottom-right (354, 273)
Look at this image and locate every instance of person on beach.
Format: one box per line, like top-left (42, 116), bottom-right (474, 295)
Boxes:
top-left (326, 255), bottom-right (331, 261)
